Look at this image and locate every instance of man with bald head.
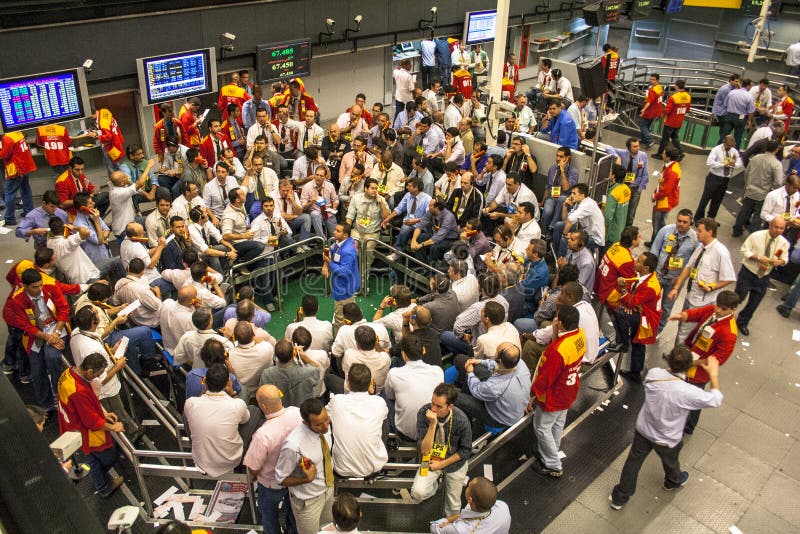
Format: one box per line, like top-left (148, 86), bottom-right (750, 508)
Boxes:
top-left (159, 285), bottom-right (198, 353)
top-left (456, 342), bottom-right (532, 434)
top-left (243, 384), bottom-right (303, 534)
top-left (108, 165), bottom-right (155, 241)
top-left (397, 305), bottom-right (442, 366)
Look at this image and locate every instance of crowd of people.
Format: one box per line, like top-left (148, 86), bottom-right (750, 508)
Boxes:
top-left (1, 40), bottom-right (799, 534)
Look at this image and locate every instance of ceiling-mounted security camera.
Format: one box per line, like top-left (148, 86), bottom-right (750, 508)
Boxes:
top-left (82, 59), bottom-right (94, 73)
top-left (221, 32), bottom-right (236, 41)
top-left (431, 6), bottom-right (438, 13)
top-left (354, 14), bottom-right (363, 24)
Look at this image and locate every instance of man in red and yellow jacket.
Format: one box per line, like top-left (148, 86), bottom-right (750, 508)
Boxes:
top-left (611, 252), bottom-right (662, 382)
top-left (179, 97), bottom-right (202, 148)
top-left (198, 118), bottom-right (233, 169)
top-left (152, 103), bottom-right (183, 160)
top-left (595, 226), bottom-right (640, 310)
top-left (5, 269), bottom-right (70, 410)
top-left (58, 353), bottom-right (125, 497)
top-left (55, 156), bottom-right (109, 219)
top-left (528, 304), bottom-right (585, 477)
top-left (655, 79), bottom-right (691, 158)
top-left (218, 77), bottom-right (251, 125)
top-left (280, 78), bottom-right (318, 121)
top-left (650, 148), bottom-right (682, 243)
top-left (638, 74), bottom-right (664, 148)
top-left (0, 130), bottom-right (37, 225)
top-left (669, 289), bottom-right (739, 434)
top-left (771, 84), bottom-right (794, 134)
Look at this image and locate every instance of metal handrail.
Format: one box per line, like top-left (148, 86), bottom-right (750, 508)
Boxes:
top-left (120, 367), bottom-right (183, 442)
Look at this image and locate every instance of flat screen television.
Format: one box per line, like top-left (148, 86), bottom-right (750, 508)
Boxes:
top-left (0, 68), bottom-right (91, 132)
top-left (136, 48), bottom-right (217, 105)
top-left (256, 40), bottom-right (312, 85)
top-left (463, 10), bottom-right (498, 45)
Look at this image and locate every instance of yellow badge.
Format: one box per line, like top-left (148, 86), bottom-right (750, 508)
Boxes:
top-left (668, 257), bottom-right (684, 269)
top-left (430, 443), bottom-right (448, 460)
top-left (624, 172), bottom-right (636, 184)
top-left (551, 186), bottom-right (561, 198)
top-left (358, 217), bottom-right (372, 227)
top-left (689, 268), bottom-right (699, 280)
top-left (695, 335), bottom-right (712, 352)
top-left (377, 184), bottom-right (388, 194)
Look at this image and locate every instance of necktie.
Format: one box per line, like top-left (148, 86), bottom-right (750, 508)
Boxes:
top-left (307, 159), bottom-right (313, 178)
top-left (687, 246), bottom-right (706, 293)
top-left (220, 181), bottom-right (227, 203)
top-left (723, 150), bottom-right (732, 178)
top-left (282, 197), bottom-right (288, 213)
top-left (75, 177), bottom-right (83, 192)
top-left (765, 236), bottom-right (776, 258)
top-left (303, 128), bottom-right (310, 148)
top-left (409, 195), bottom-right (417, 218)
top-left (215, 138), bottom-right (223, 158)
top-left (268, 218), bottom-right (277, 234)
top-left (280, 126), bottom-right (287, 152)
top-left (785, 193), bottom-right (791, 215)
top-left (318, 186), bottom-right (328, 220)
top-left (320, 434), bottom-right (334, 487)
top-left (201, 226), bottom-right (208, 243)
top-left (626, 156), bottom-right (633, 174)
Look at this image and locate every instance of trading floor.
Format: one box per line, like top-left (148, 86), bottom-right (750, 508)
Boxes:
top-left (2, 127), bottom-right (798, 533)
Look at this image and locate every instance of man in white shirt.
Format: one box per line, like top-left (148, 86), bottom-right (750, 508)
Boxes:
top-left (282, 109), bottom-right (325, 155)
top-left (548, 69), bottom-right (573, 101)
top-left (46, 219), bottom-right (102, 284)
top-left (203, 161), bottom-right (242, 220)
top-left (284, 295), bottom-right (333, 351)
top-left (514, 95), bottom-right (537, 133)
top-left (553, 183), bottom-right (605, 256)
top-left (567, 96), bottom-right (589, 138)
top-left (109, 168), bottom-right (151, 240)
top-left (331, 303), bottom-right (391, 358)
top-left (327, 363), bottom-right (388, 477)
top-left (221, 187), bottom-right (266, 265)
top-left (393, 59), bottom-right (416, 118)
top-left (444, 94), bottom-right (465, 130)
top-left (274, 398), bottom-right (335, 534)
top-left (251, 196), bottom-right (293, 251)
top-left (383, 333), bottom-right (444, 440)
top-left (246, 106), bottom-right (281, 152)
top-left (761, 176), bottom-right (800, 224)
top-left (482, 172), bottom-right (539, 224)
top-left (184, 363), bottom-right (250, 477)
top-left (121, 221), bottom-right (167, 287)
top-left (508, 202), bottom-right (541, 256)
top-left (696, 135), bottom-right (743, 220)
top-left (159, 286), bottom-right (197, 354)
top-left (372, 285), bottom-right (415, 342)
top-left (229, 321), bottom-right (274, 395)
top-left (474, 301), bottom-right (522, 360)
top-left (113, 258), bottom-right (163, 328)
top-left (667, 218), bottom-right (737, 342)
top-left (449, 258), bottom-right (480, 310)
top-left (185, 261), bottom-right (227, 310)
top-left (169, 180), bottom-right (211, 223)
top-left (423, 80), bottom-right (442, 114)
top-left (174, 308), bottom-right (234, 368)
top-left (246, 153), bottom-right (281, 217)
top-left (337, 325), bottom-right (391, 394)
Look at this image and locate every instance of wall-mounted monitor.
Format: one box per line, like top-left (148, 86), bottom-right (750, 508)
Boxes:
top-left (256, 40), bottom-right (312, 85)
top-left (630, 0), bottom-right (653, 19)
top-left (463, 10), bottom-right (498, 45)
top-left (0, 68), bottom-right (91, 133)
top-left (136, 48), bottom-right (217, 106)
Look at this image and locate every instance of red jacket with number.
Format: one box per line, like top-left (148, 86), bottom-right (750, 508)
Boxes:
top-left (595, 243), bottom-right (636, 309)
top-left (36, 124), bottom-right (72, 166)
top-left (153, 118), bottom-right (183, 156)
top-left (179, 103), bottom-right (201, 147)
top-left (663, 90), bottom-right (692, 129)
top-left (0, 131), bottom-right (37, 178)
top-left (96, 108), bottom-right (125, 162)
top-left (57, 367), bottom-right (114, 454)
top-left (5, 261), bottom-right (81, 301)
top-left (601, 50), bottom-right (620, 81)
top-left (653, 161), bottom-right (681, 212)
top-left (217, 83), bottom-right (251, 124)
top-left (198, 133), bottom-right (232, 168)
top-left (619, 272), bottom-right (662, 345)
top-left (5, 284), bottom-right (71, 354)
top-left (683, 306), bottom-right (737, 384)
top-left (532, 328), bottom-right (586, 411)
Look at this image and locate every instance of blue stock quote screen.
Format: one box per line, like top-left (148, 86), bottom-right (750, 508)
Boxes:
top-left (0, 72), bottom-right (82, 130)
top-left (145, 52), bottom-right (209, 102)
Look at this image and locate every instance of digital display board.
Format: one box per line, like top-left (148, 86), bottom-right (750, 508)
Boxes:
top-left (629, 0), bottom-right (653, 19)
top-left (256, 40), bottom-right (312, 85)
top-left (583, 1), bottom-right (622, 25)
top-left (136, 48), bottom-right (217, 105)
top-left (0, 69), bottom-right (90, 133)
top-left (463, 10), bottom-right (498, 45)
top-left (741, 0), bottom-right (780, 17)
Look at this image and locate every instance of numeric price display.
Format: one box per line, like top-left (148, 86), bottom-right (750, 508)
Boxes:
top-left (257, 40), bottom-right (311, 85)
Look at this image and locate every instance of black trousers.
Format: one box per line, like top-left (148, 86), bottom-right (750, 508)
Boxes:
top-left (657, 125), bottom-right (682, 154)
top-left (733, 197), bottom-right (765, 234)
top-left (612, 430), bottom-right (684, 504)
top-left (719, 113), bottom-right (747, 148)
top-left (696, 173), bottom-right (730, 219)
top-left (735, 265), bottom-right (769, 327)
top-left (612, 308), bottom-right (647, 374)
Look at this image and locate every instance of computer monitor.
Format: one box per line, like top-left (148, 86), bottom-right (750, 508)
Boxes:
top-left (463, 10), bottom-right (498, 45)
top-left (136, 48), bottom-right (217, 106)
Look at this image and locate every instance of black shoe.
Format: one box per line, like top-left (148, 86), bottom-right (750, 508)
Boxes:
top-left (621, 370), bottom-right (643, 384)
top-left (777, 305), bottom-right (791, 318)
top-left (664, 471), bottom-right (690, 490)
top-left (644, 241), bottom-right (653, 248)
top-left (732, 228), bottom-right (743, 237)
top-left (608, 342), bottom-right (630, 353)
top-left (738, 324), bottom-right (749, 336)
top-left (98, 475), bottom-right (125, 498)
top-left (530, 458), bottom-right (563, 478)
